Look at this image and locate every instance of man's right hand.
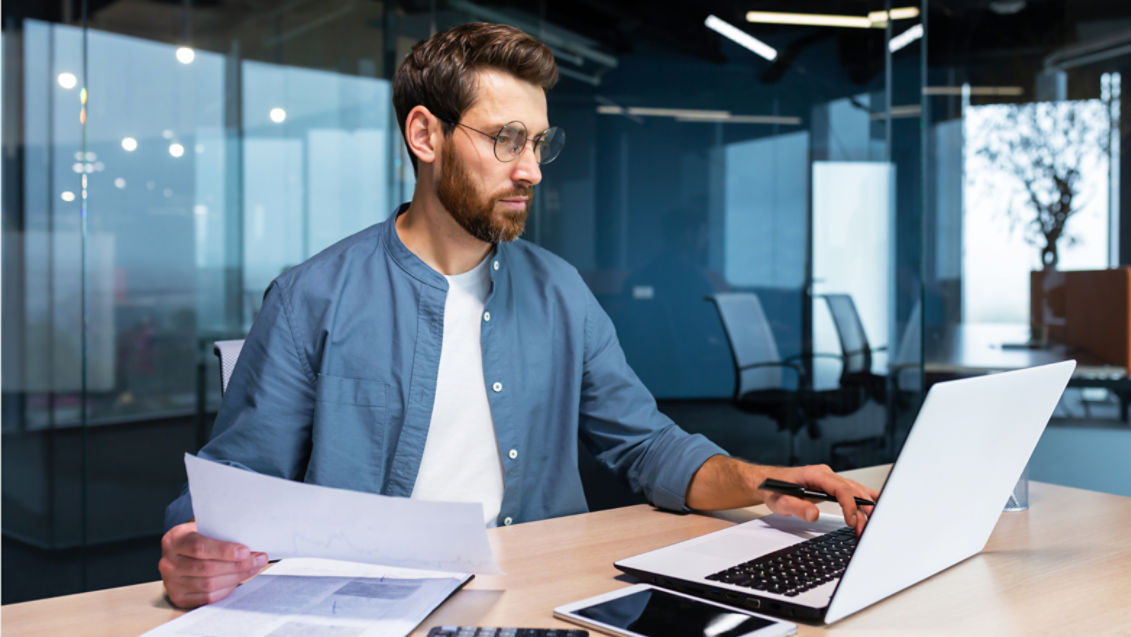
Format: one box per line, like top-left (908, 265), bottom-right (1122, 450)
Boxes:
top-left (159, 522), bottom-right (268, 609)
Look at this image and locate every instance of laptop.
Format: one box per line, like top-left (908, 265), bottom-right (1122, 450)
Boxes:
top-left (615, 360), bottom-right (1076, 624)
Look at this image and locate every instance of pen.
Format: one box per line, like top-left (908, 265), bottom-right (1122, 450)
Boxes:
top-left (758, 478), bottom-right (876, 507)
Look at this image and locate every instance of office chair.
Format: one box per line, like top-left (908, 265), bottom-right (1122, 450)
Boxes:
top-left (213, 339), bottom-right (245, 396)
top-left (820, 294), bottom-right (888, 407)
top-left (706, 292), bottom-right (809, 462)
top-left (817, 294), bottom-right (892, 466)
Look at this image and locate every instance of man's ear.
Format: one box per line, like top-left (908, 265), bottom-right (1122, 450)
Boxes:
top-left (404, 105), bottom-right (441, 166)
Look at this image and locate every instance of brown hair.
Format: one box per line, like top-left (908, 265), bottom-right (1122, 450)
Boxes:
top-left (393, 22), bottom-right (559, 172)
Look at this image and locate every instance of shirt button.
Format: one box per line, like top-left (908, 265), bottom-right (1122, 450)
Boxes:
top-left (492, 260), bottom-right (500, 271)
top-left (483, 311), bottom-right (491, 322)
top-left (508, 448), bottom-right (518, 460)
top-left (492, 381), bottom-right (503, 392)
top-left (503, 516), bottom-right (513, 526)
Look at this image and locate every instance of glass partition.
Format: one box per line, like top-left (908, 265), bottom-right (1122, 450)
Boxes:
top-left (1, 0), bottom-right (930, 601)
top-left (921, 0), bottom-right (1131, 496)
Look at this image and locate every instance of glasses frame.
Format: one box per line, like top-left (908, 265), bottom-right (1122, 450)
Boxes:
top-left (440, 118), bottom-right (564, 165)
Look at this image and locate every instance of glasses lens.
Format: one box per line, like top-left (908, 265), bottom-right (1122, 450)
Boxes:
top-left (534, 127), bottom-right (565, 165)
top-left (494, 122), bottom-right (527, 161)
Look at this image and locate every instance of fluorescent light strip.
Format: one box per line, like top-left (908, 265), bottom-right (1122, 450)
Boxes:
top-left (596, 106), bottom-right (800, 125)
top-left (868, 7), bottom-right (920, 23)
top-left (747, 7), bottom-right (919, 29)
top-left (628, 107), bottom-right (732, 118)
top-left (675, 115), bottom-right (803, 125)
top-left (747, 11), bottom-right (871, 28)
top-left (705, 15), bottom-right (778, 61)
top-left (869, 105), bottom-right (922, 119)
top-left (889, 23), bottom-right (924, 52)
top-left (922, 85), bottom-right (1025, 96)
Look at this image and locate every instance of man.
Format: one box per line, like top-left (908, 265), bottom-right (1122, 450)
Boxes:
top-left (159, 22), bottom-right (878, 609)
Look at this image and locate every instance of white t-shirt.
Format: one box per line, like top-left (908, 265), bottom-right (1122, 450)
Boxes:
top-left (410, 255), bottom-right (505, 526)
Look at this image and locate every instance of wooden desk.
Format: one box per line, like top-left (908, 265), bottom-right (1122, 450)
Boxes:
top-left (5, 466), bottom-right (1131, 636)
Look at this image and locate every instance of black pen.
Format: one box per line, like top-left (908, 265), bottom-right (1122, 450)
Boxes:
top-left (758, 478), bottom-right (876, 507)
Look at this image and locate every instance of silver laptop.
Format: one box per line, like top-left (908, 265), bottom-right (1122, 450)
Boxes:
top-left (615, 360), bottom-right (1076, 624)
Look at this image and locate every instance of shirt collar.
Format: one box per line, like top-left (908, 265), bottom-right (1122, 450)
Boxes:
top-left (384, 203), bottom-right (510, 290)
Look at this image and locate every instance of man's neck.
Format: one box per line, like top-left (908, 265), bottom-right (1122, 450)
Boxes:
top-left (396, 188), bottom-right (493, 276)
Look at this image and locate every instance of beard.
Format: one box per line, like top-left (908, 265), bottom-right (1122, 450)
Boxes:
top-left (437, 139), bottom-right (531, 243)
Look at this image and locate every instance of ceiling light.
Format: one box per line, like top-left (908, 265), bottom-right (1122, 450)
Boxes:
top-left (57, 72), bottom-right (77, 90)
top-left (121, 137), bottom-right (138, 152)
top-left (705, 15), bottom-right (778, 61)
top-left (889, 23), bottom-right (924, 52)
top-left (747, 7), bottom-right (919, 29)
top-left (867, 7), bottom-right (920, 25)
top-left (628, 107), bottom-right (731, 119)
top-left (176, 47), bottom-right (195, 64)
top-left (168, 143), bottom-right (185, 158)
top-left (269, 108), bottom-right (287, 123)
top-left (747, 11), bottom-right (872, 29)
top-left (922, 85), bottom-right (1024, 96)
top-left (60, 191), bottom-right (76, 202)
top-left (675, 114), bottom-right (803, 125)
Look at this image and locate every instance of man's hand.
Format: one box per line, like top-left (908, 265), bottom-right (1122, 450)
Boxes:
top-left (159, 522), bottom-right (268, 609)
top-left (686, 456), bottom-right (880, 535)
top-left (759, 464), bottom-right (879, 536)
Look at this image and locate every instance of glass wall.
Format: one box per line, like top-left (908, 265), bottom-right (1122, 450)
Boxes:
top-left (2, 0), bottom-right (928, 601)
top-left (921, 0), bottom-right (1131, 497)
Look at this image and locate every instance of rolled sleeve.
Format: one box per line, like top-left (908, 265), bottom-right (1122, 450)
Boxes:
top-left (164, 279), bottom-right (317, 528)
top-left (578, 289), bottom-right (728, 512)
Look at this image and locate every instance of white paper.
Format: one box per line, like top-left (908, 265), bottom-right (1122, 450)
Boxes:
top-left (185, 454), bottom-right (501, 574)
top-left (141, 557), bottom-right (471, 637)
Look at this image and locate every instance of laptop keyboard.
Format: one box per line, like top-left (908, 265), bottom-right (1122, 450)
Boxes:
top-left (704, 526), bottom-right (858, 597)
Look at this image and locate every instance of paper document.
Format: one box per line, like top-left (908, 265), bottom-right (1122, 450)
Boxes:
top-left (185, 454), bottom-right (501, 574)
top-left (141, 557), bottom-right (471, 637)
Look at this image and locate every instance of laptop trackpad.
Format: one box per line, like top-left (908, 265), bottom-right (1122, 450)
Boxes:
top-left (686, 514), bottom-right (846, 561)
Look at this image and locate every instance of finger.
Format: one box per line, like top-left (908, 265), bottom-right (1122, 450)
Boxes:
top-left (768, 495), bottom-right (820, 523)
top-left (168, 583), bottom-right (240, 609)
top-left (855, 510), bottom-right (867, 536)
top-left (829, 484), bottom-right (860, 528)
top-left (173, 531), bottom-right (252, 562)
top-left (164, 552), bottom-right (268, 578)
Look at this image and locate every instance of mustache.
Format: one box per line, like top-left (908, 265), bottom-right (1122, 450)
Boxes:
top-left (494, 185), bottom-right (533, 201)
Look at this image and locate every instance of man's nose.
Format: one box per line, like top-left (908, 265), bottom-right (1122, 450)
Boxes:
top-left (510, 142), bottom-right (542, 186)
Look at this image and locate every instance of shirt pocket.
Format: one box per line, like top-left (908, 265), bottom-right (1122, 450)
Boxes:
top-left (308, 374), bottom-right (388, 491)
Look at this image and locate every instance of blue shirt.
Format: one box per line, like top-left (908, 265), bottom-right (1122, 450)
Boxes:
top-left (166, 205), bottom-right (726, 529)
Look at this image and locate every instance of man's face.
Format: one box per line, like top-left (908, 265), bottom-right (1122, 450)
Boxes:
top-left (436, 69), bottom-right (548, 243)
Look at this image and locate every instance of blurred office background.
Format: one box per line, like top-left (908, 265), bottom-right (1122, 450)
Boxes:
top-left (3, 0), bottom-right (1129, 603)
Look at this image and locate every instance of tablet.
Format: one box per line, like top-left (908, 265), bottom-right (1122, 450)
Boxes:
top-left (553, 584), bottom-right (796, 637)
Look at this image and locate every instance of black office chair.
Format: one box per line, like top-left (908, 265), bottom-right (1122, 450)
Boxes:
top-left (820, 294), bottom-right (888, 407)
top-left (817, 294), bottom-right (891, 466)
top-left (706, 293), bottom-right (809, 462)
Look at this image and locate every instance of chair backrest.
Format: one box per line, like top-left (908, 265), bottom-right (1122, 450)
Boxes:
top-left (706, 292), bottom-right (783, 396)
top-left (821, 294), bottom-right (872, 376)
top-left (213, 339), bottom-right (245, 396)
top-left (892, 301), bottom-right (922, 367)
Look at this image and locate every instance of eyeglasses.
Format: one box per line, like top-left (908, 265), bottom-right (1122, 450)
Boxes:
top-left (442, 118), bottom-right (565, 165)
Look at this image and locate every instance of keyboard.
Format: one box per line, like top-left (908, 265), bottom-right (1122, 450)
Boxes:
top-left (704, 526), bottom-right (858, 597)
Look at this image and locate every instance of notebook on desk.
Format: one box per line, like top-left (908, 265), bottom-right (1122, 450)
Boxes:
top-left (615, 360), bottom-right (1076, 624)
